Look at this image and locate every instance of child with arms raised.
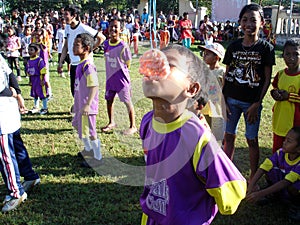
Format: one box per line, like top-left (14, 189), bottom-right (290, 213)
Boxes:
top-left (102, 19), bottom-right (137, 135)
top-left (72, 33), bottom-right (102, 168)
top-left (271, 38), bottom-right (300, 153)
top-left (139, 45), bottom-right (246, 225)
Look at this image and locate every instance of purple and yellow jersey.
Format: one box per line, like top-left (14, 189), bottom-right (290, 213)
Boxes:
top-left (27, 56), bottom-right (47, 99)
top-left (73, 58), bottom-right (99, 115)
top-left (140, 110), bottom-right (246, 225)
top-left (103, 40), bottom-right (131, 92)
top-left (260, 148), bottom-right (300, 190)
top-left (38, 42), bottom-right (49, 68)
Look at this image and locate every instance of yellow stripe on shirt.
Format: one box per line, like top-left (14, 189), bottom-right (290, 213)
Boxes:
top-left (206, 180), bottom-right (247, 215)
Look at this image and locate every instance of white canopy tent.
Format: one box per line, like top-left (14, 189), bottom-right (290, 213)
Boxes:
top-left (211, 0), bottom-right (250, 22)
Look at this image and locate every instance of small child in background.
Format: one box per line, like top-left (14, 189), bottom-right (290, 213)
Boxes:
top-left (33, 28), bottom-right (53, 100)
top-left (6, 26), bottom-right (22, 81)
top-left (271, 38), bottom-right (300, 153)
top-left (189, 90), bottom-right (210, 130)
top-left (139, 46), bottom-right (246, 225)
top-left (72, 33), bottom-right (102, 168)
top-left (26, 43), bottom-right (49, 115)
top-left (159, 24), bottom-right (170, 50)
top-left (247, 127), bottom-right (300, 221)
top-left (198, 42), bottom-right (226, 145)
top-left (55, 18), bottom-right (70, 78)
top-left (132, 18), bottom-right (140, 58)
top-left (43, 15), bottom-right (54, 63)
top-left (119, 19), bottom-right (131, 45)
top-left (102, 19), bottom-right (137, 135)
top-left (21, 25), bottom-right (32, 78)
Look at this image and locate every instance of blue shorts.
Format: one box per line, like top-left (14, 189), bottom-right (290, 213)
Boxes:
top-left (225, 97), bottom-right (262, 139)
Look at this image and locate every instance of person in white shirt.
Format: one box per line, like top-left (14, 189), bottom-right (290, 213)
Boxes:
top-left (57, 4), bottom-right (106, 97)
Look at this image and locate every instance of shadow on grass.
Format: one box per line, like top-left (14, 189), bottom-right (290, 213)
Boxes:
top-left (0, 152), bottom-right (296, 225)
top-left (21, 113), bottom-right (72, 122)
top-left (21, 127), bottom-right (73, 135)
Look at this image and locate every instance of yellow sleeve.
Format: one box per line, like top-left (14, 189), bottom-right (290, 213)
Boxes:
top-left (193, 131), bottom-right (247, 215)
top-left (259, 158), bottom-right (274, 172)
top-left (206, 180), bottom-right (247, 215)
top-left (285, 171), bottom-right (300, 183)
top-left (40, 67), bottom-right (47, 75)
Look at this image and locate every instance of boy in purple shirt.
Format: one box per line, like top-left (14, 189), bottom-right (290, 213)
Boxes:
top-left (102, 19), bottom-right (137, 135)
top-left (247, 127), bottom-right (300, 221)
top-left (139, 46), bottom-right (247, 225)
top-left (72, 33), bottom-right (102, 168)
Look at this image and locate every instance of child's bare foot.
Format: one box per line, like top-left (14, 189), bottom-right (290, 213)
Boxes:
top-left (101, 124), bottom-right (117, 133)
top-left (123, 127), bottom-right (137, 135)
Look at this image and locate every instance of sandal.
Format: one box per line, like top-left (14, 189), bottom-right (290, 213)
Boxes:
top-left (101, 124), bottom-right (117, 133)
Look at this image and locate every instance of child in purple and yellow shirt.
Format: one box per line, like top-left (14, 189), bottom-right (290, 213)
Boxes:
top-left (139, 45), bottom-right (246, 225)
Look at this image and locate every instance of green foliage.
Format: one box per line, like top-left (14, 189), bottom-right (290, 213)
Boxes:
top-left (2, 0), bottom-right (299, 17)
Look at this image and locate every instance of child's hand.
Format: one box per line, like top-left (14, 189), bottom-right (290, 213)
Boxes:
top-left (279, 89), bottom-right (289, 100)
top-left (246, 191), bottom-right (263, 203)
top-left (246, 102), bottom-right (260, 124)
top-left (139, 49), bottom-right (170, 80)
top-left (270, 89), bottom-right (282, 101)
top-left (17, 95), bottom-right (28, 114)
top-left (10, 87), bottom-right (17, 98)
top-left (81, 104), bottom-right (90, 116)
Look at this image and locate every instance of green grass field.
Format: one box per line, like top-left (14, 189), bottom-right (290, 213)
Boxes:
top-left (0, 41), bottom-right (296, 225)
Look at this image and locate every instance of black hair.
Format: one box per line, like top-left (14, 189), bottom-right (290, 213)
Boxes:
top-left (64, 4), bottom-right (81, 21)
top-left (0, 33), bottom-right (7, 50)
top-left (239, 3), bottom-right (264, 22)
top-left (290, 127), bottom-right (300, 146)
top-left (75, 33), bottom-right (94, 53)
top-left (35, 17), bottom-right (44, 25)
top-left (283, 38), bottom-right (300, 53)
top-left (6, 26), bottom-right (16, 34)
top-left (29, 43), bottom-right (40, 52)
top-left (24, 25), bottom-right (32, 30)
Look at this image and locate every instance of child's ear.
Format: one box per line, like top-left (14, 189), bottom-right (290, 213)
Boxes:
top-left (186, 82), bottom-right (201, 98)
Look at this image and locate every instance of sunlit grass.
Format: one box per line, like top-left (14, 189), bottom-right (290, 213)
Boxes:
top-left (0, 41), bottom-right (295, 225)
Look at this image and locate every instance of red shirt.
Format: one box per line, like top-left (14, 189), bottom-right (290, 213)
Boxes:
top-left (179, 19), bottom-right (193, 39)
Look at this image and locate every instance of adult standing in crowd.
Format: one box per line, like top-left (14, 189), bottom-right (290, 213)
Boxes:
top-left (11, 8), bottom-right (23, 37)
top-left (179, 12), bottom-right (193, 49)
top-left (57, 5), bottom-right (106, 100)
